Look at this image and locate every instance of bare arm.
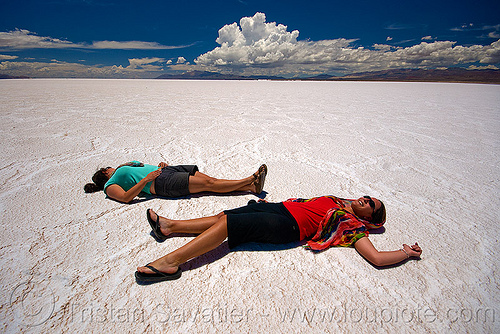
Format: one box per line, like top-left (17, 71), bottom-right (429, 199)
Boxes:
top-left (354, 236), bottom-right (422, 267)
top-left (105, 169), bottom-right (162, 203)
top-left (158, 162), bottom-right (169, 168)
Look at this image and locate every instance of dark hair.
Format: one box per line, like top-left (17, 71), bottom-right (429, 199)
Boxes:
top-left (84, 168), bottom-right (110, 193)
top-left (371, 200), bottom-right (386, 226)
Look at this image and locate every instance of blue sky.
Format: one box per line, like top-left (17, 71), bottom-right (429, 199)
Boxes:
top-left (1, 0), bottom-right (499, 78)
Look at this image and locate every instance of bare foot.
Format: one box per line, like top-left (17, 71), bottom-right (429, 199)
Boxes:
top-left (250, 182), bottom-right (258, 193)
top-left (148, 209), bottom-right (171, 237)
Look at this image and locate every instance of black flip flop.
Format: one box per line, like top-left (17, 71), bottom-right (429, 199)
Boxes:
top-left (147, 209), bottom-right (168, 242)
top-left (135, 265), bottom-right (182, 284)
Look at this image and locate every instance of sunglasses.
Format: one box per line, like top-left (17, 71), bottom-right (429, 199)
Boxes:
top-left (363, 196), bottom-right (376, 213)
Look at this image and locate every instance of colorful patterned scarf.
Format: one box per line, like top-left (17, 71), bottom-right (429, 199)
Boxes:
top-left (284, 196), bottom-right (385, 251)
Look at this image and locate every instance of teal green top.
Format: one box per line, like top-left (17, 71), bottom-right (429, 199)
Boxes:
top-left (104, 161), bottom-right (158, 195)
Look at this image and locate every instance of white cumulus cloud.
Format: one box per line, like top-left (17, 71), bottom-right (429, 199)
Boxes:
top-left (196, 12), bottom-right (300, 67)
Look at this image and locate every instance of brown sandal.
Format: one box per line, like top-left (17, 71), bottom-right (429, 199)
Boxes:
top-left (253, 164), bottom-right (267, 193)
top-left (253, 164), bottom-right (267, 180)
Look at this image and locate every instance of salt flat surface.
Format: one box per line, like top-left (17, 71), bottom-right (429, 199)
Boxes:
top-left (0, 79), bottom-right (498, 333)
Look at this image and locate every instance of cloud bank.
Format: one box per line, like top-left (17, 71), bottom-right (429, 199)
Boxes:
top-left (0, 54), bottom-right (18, 60)
top-left (0, 29), bottom-right (188, 50)
top-left (0, 57), bottom-right (167, 78)
top-left (195, 12), bottom-right (500, 77)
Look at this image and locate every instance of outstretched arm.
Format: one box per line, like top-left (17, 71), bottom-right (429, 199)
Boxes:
top-left (105, 169), bottom-right (162, 203)
top-left (354, 236), bottom-right (422, 267)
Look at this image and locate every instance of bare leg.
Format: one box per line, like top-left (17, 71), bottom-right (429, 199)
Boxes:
top-left (137, 214), bottom-right (229, 274)
top-left (148, 209), bottom-right (224, 236)
top-left (188, 167), bottom-right (262, 194)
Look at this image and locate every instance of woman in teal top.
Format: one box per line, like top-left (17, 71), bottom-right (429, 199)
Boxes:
top-left (85, 161), bottom-right (267, 203)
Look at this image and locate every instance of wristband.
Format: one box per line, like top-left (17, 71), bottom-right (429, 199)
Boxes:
top-left (400, 248), bottom-right (410, 258)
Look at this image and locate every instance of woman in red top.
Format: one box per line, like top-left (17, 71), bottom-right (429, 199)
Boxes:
top-left (136, 195), bottom-right (422, 283)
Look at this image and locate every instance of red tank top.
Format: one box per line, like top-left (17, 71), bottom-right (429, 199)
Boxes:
top-left (283, 196), bottom-right (340, 240)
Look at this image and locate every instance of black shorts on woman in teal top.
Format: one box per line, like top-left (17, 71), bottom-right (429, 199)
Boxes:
top-left (154, 165), bottom-right (199, 198)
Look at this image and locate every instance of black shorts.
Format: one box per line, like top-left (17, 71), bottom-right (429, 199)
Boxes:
top-left (224, 202), bottom-right (300, 249)
top-left (154, 165), bottom-right (199, 198)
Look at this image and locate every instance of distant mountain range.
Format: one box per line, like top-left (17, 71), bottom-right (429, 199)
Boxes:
top-left (1, 68), bottom-right (499, 83)
top-left (0, 74), bottom-right (30, 79)
top-left (156, 70), bottom-right (285, 81)
top-left (157, 68), bottom-right (500, 84)
top-left (318, 68), bottom-right (500, 84)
